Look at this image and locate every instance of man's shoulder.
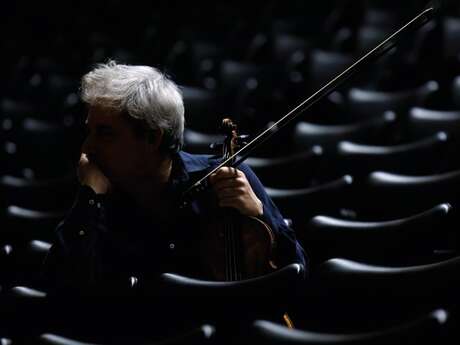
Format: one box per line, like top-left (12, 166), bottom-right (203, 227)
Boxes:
top-left (178, 151), bottom-right (258, 176)
top-left (178, 151), bottom-right (221, 172)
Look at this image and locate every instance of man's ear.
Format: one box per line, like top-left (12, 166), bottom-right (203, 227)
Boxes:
top-left (147, 129), bottom-right (164, 152)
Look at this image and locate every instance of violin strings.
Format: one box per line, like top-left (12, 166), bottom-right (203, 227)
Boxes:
top-left (231, 219), bottom-right (238, 281)
top-left (231, 221), bottom-right (238, 281)
top-left (235, 226), bottom-right (242, 280)
top-left (222, 134), bottom-right (242, 281)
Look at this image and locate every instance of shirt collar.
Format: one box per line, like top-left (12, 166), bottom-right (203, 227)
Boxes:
top-left (172, 151), bottom-right (221, 183)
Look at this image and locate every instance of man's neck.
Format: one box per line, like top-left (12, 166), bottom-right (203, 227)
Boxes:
top-left (121, 156), bottom-right (174, 215)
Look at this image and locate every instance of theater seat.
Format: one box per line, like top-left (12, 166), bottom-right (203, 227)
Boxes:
top-left (11, 240), bottom-right (52, 289)
top-left (0, 173), bottom-right (77, 211)
top-left (407, 107), bottom-right (460, 138)
top-left (8, 285), bottom-right (47, 298)
top-left (157, 263), bottom-right (305, 323)
top-left (0, 98), bottom-right (35, 134)
top-left (444, 17), bottom-right (460, 59)
top-left (181, 86), bottom-right (220, 133)
top-left (335, 131), bottom-right (449, 176)
top-left (266, 175), bottom-right (354, 227)
top-left (299, 256), bottom-right (460, 333)
top-left (271, 33), bottom-right (309, 64)
top-left (183, 128), bottom-right (224, 154)
top-left (355, 25), bottom-right (392, 55)
top-left (345, 80), bottom-right (439, 121)
top-left (0, 243), bottom-right (14, 287)
top-left (159, 263), bottom-right (304, 297)
top-left (39, 334), bottom-right (101, 345)
top-left (2, 206), bottom-right (65, 243)
top-left (217, 59), bottom-right (262, 108)
top-left (293, 111), bottom-right (396, 152)
top-left (250, 308), bottom-right (448, 345)
top-left (305, 203), bottom-right (453, 265)
top-left (314, 256), bottom-right (460, 302)
top-left (38, 324), bottom-right (216, 345)
top-left (2, 117), bottom-right (78, 178)
top-left (306, 49), bottom-right (353, 91)
top-left (452, 75), bottom-right (460, 108)
top-left (245, 146), bottom-right (323, 188)
top-left (355, 168), bottom-right (460, 218)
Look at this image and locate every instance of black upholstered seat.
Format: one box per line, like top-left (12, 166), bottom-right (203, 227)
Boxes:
top-left (293, 111), bottom-right (396, 152)
top-left (1, 117), bottom-right (78, 178)
top-left (217, 59), bottom-right (262, 107)
top-left (3, 285), bottom-right (48, 338)
top-left (271, 33), bottom-right (310, 64)
top-left (335, 131), bottom-right (450, 176)
top-left (0, 173), bottom-right (77, 211)
top-left (298, 256), bottom-right (460, 333)
top-left (345, 81), bottom-right (439, 121)
top-left (452, 75), bottom-right (460, 108)
top-left (157, 263), bottom-right (305, 322)
top-left (38, 324), bottom-right (216, 345)
top-left (408, 107), bottom-right (460, 138)
top-left (249, 308), bottom-right (448, 345)
top-left (304, 203), bottom-right (453, 265)
top-left (314, 256), bottom-right (460, 302)
top-left (183, 128), bottom-right (224, 155)
top-left (9, 240), bottom-right (52, 289)
top-left (181, 86), bottom-right (220, 133)
top-left (159, 263), bottom-right (304, 298)
top-left (1, 206), bottom-right (65, 243)
top-left (355, 25), bottom-right (392, 55)
top-left (245, 146), bottom-right (323, 188)
top-left (444, 17), bottom-right (460, 59)
top-left (306, 49), bottom-right (353, 91)
top-left (353, 168), bottom-right (460, 219)
top-left (266, 175), bottom-right (354, 226)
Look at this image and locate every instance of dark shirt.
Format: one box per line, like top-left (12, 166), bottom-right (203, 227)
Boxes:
top-left (42, 151), bottom-right (307, 294)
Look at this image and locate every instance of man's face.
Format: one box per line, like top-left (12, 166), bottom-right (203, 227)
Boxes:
top-left (82, 105), bottom-right (157, 186)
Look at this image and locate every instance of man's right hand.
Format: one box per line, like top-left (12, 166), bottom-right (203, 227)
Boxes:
top-left (78, 153), bottom-right (111, 194)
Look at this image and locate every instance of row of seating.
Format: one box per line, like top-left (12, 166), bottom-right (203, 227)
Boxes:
top-left (1, 0), bottom-right (460, 343)
top-left (0, 261), bottom-right (458, 344)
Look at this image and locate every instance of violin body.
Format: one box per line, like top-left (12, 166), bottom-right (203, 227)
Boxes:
top-left (199, 211), bottom-right (278, 281)
top-left (185, 118), bottom-right (278, 281)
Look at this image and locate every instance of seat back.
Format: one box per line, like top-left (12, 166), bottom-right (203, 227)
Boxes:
top-left (305, 203), bottom-right (453, 265)
top-left (250, 309), bottom-right (448, 345)
top-left (335, 131), bottom-right (450, 176)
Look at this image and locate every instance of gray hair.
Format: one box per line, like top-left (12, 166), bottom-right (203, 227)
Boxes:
top-left (81, 60), bottom-right (184, 153)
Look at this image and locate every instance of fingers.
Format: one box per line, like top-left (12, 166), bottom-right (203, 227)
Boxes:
top-left (216, 192), bottom-right (263, 217)
top-left (209, 167), bottom-right (246, 193)
top-left (77, 157), bottom-right (111, 194)
top-left (209, 167), bottom-right (245, 200)
top-left (218, 195), bottom-right (245, 209)
top-left (212, 177), bottom-right (246, 192)
top-left (79, 153), bottom-right (89, 165)
top-left (208, 167), bottom-right (263, 217)
top-left (209, 167), bottom-right (242, 184)
top-left (214, 186), bottom-right (245, 198)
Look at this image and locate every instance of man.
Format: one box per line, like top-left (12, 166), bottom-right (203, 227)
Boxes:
top-left (42, 60), bottom-right (307, 295)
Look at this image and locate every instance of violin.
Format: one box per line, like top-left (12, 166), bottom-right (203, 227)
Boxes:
top-left (199, 118), bottom-right (278, 281)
